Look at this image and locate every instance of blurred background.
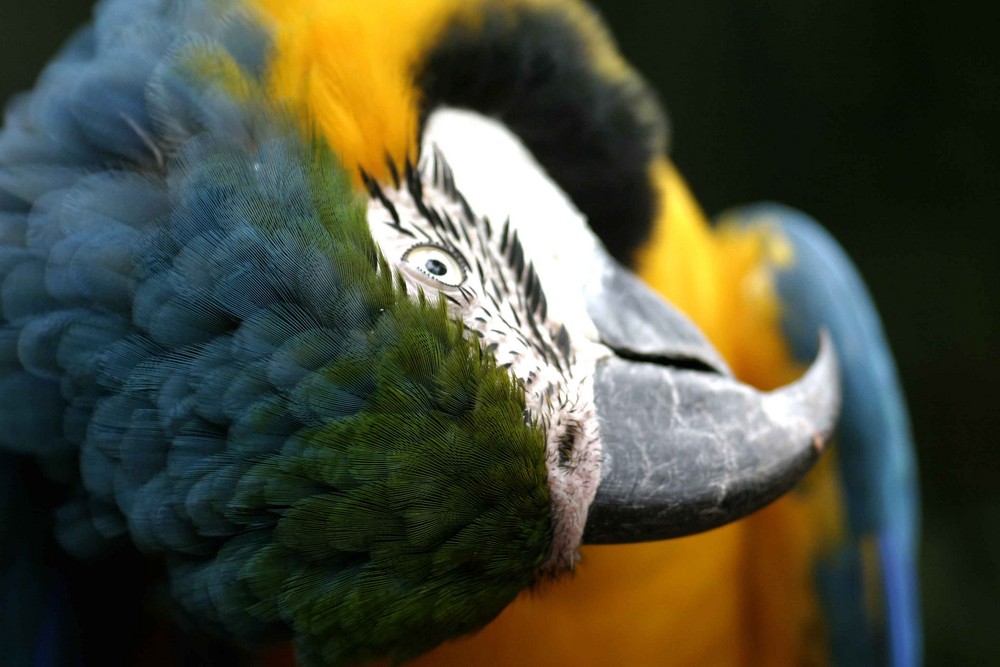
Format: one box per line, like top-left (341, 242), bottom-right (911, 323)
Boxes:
top-left (1, 1), bottom-right (996, 664)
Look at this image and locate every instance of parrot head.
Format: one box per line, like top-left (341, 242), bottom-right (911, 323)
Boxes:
top-left (0, 1), bottom-right (843, 665)
top-left (363, 109), bottom-right (841, 577)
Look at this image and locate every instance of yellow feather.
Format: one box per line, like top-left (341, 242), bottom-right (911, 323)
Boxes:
top-left (251, 0), bottom-right (474, 185)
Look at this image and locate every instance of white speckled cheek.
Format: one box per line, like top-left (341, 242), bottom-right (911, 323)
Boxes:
top-left (422, 107), bottom-right (603, 347)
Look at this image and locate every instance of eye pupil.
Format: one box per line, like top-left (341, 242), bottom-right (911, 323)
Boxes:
top-left (424, 258), bottom-right (448, 276)
top-left (402, 244), bottom-right (465, 287)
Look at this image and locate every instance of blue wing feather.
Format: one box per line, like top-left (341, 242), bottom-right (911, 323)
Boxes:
top-left (0, 0), bottom-right (300, 660)
top-left (727, 204), bottom-right (921, 667)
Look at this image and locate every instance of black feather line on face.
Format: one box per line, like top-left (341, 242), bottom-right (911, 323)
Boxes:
top-left (508, 232), bottom-right (525, 281)
top-left (492, 265), bottom-right (509, 296)
top-left (362, 170), bottom-right (401, 227)
top-left (385, 152), bottom-right (401, 188)
top-left (430, 146), bottom-right (458, 198)
top-left (503, 306), bottom-right (522, 330)
top-left (499, 218), bottom-right (511, 255)
top-left (378, 150), bottom-right (574, 375)
top-left (555, 324), bottom-right (573, 363)
top-left (405, 160), bottom-right (424, 202)
top-left (441, 210), bottom-right (462, 242)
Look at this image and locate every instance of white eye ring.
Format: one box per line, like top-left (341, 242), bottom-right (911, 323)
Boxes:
top-left (402, 244), bottom-right (467, 288)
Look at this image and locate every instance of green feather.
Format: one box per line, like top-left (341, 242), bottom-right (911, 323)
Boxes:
top-left (193, 52), bottom-right (554, 665)
top-left (247, 270), bottom-right (554, 665)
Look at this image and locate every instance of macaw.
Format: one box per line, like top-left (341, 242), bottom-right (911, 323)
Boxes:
top-left (0, 1), bottom-right (919, 667)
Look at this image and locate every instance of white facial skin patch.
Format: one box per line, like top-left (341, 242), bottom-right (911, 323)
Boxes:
top-left (364, 108), bottom-right (609, 572)
top-left (423, 108), bottom-right (605, 349)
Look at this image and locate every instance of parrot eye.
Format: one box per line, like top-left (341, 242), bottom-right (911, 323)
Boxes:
top-left (403, 244), bottom-right (467, 288)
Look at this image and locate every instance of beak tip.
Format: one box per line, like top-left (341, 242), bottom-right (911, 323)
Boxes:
top-left (583, 328), bottom-right (842, 545)
top-left (806, 328), bottom-right (841, 442)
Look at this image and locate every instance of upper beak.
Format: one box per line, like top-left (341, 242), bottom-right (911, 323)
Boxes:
top-left (582, 246), bottom-right (840, 543)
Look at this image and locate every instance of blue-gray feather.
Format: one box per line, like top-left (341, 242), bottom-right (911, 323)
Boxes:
top-left (0, 0), bottom-right (319, 660)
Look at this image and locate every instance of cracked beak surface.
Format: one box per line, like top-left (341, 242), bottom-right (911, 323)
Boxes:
top-left (583, 248), bottom-right (841, 543)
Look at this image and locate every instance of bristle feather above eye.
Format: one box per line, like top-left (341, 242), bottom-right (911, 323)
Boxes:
top-left (499, 218), bottom-right (510, 255)
top-left (362, 169), bottom-right (401, 227)
top-left (385, 152), bottom-right (401, 189)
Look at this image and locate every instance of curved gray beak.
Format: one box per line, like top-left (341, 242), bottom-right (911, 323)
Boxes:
top-left (582, 247), bottom-right (840, 543)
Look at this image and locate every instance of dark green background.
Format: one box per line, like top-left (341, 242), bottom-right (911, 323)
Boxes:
top-left (1, 2), bottom-right (995, 664)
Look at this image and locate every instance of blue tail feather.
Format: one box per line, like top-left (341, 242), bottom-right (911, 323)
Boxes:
top-left (726, 204), bottom-right (921, 667)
